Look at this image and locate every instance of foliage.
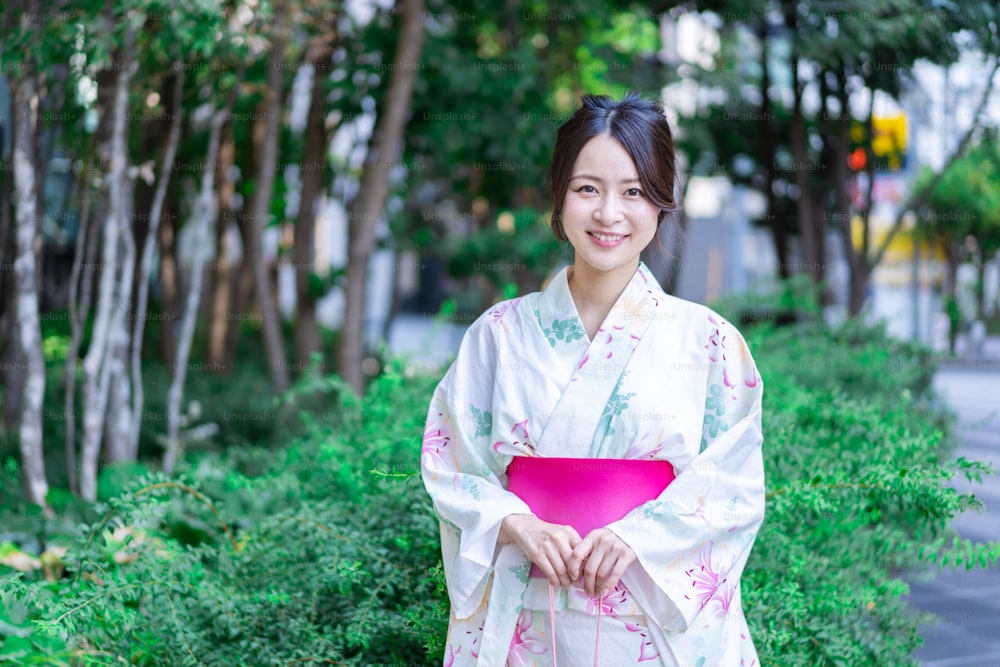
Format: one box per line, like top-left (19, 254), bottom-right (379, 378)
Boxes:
top-left (732, 303), bottom-right (996, 665)
top-left (3, 296), bottom-right (997, 664)
top-left (394, 0), bottom-right (667, 308)
top-left (444, 207), bottom-right (565, 310)
top-left (1, 362), bottom-right (445, 665)
top-left (915, 131), bottom-right (1000, 324)
top-left (916, 131), bottom-right (1000, 255)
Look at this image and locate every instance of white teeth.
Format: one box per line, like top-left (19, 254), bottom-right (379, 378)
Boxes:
top-left (592, 232), bottom-right (625, 242)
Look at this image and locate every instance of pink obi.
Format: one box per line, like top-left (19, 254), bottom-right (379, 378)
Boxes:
top-left (506, 457), bottom-right (676, 578)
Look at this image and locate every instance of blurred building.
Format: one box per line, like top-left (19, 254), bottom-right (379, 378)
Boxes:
top-left (658, 9), bottom-right (1000, 346)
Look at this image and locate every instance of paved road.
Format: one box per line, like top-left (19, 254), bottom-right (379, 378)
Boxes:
top-left (907, 367), bottom-right (1000, 667)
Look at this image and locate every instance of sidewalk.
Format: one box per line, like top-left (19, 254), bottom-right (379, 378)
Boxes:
top-left (905, 368), bottom-right (1000, 666)
top-left (936, 333), bottom-right (1000, 371)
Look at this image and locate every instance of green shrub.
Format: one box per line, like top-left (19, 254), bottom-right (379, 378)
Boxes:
top-left (1, 363), bottom-right (446, 666)
top-left (1, 311), bottom-right (996, 666)
top-left (738, 318), bottom-right (996, 665)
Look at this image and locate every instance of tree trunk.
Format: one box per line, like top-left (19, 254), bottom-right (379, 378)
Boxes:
top-left (847, 120), bottom-right (874, 316)
top-left (224, 216), bottom-right (256, 369)
top-left (975, 253), bottom-right (986, 320)
top-left (63, 143), bottom-right (98, 497)
top-left (0, 194), bottom-right (24, 437)
top-left (157, 201), bottom-right (179, 370)
top-left (163, 98), bottom-right (231, 475)
top-left (220, 104), bottom-right (269, 371)
top-left (130, 65), bottom-right (184, 458)
top-left (830, 73), bottom-right (866, 315)
top-left (758, 24), bottom-right (788, 278)
top-left (338, 0), bottom-right (426, 394)
top-left (12, 67), bottom-right (52, 513)
top-left (206, 123), bottom-right (236, 372)
top-left (246, 0), bottom-right (291, 393)
top-left (788, 57), bottom-right (822, 285)
top-left (294, 34), bottom-right (336, 374)
top-left (0, 82), bottom-right (14, 442)
top-left (944, 239), bottom-right (961, 353)
top-left (79, 20), bottom-right (137, 500)
top-left (101, 204), bottom-right (136, 464)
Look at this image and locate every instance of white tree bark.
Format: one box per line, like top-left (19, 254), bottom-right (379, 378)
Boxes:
top-left (102, 173), bottom-right (136, 463)
top-left (63, 147), bottom-right (98, 496)
top-left (163, 76), bottom-right (238, 474)
top-left (79, 19), bottom-right (137, 500)
top-left (12, 68), bottom-right (51, 513)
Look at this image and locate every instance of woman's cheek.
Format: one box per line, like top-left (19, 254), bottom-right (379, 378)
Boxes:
top-left (562, 194), bottom-right (592, 218)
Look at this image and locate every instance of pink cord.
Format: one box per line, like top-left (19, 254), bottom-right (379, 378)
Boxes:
top-left (595, 593), bottom-right (603, 666)
top-left (548, 583), bottom-right (558, 667)
top-left (546, 583), bottom-right (603, 666)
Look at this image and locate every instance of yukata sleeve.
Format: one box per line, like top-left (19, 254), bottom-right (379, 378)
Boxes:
top-left (420, 316), bottom-right (533, 619)
top-left (606, 315), bottom-right (765, 633)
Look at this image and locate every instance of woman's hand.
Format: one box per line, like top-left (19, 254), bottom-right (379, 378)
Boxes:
top-left (499, 514), bottom-right (582, 588)
top-left (567, 528), bottom-right (636, 598)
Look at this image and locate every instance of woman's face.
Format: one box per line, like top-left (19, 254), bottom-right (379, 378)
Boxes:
top-left (560, 134), bottom-right (660, 275)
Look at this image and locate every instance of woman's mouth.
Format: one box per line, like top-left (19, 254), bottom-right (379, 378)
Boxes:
top-left (588, 231), bottom-right (629, 247)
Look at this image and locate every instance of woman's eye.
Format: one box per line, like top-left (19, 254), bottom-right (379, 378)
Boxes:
top-left (576, 185), bottom-right (597, 193)
top-left (626, 188), bottom-right (644, 197)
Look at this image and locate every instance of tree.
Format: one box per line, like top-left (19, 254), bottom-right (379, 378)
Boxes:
top-left (131, 64), bottom-right (184, 457)
top-left (79, 12), bottom-right (140, 500)
top-left (293, 15), bottom-right (338, 375)
top-left (388, 0), bottom-right (666, 313)
top-left (9, 3), bottom-right (51, 513)
top-left (659, 0), bottom-right (1000, 312)
top-left (245, 0), bottom-right (292, 393)
top-left (867, 60), bottom-right (1000, 311)
top-left (918, 132), bottom-right (1000, 349)
top-left (164, 72), bottom-right (241, 475)
top-left (338, 0), bottom-right (425, 394)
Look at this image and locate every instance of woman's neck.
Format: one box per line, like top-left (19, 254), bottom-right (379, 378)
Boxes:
top-left (567, 260), bottom-right (638, 321)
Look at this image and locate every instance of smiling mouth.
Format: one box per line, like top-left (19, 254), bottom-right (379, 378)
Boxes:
top-left (588, 232), bottom-right (629, 242)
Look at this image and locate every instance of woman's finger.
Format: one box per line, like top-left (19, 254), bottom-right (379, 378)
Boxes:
top-left (596, 548), bottom-right (635, 597)
top-left (566, 539), bottom-right (593, 582)
top-left (574, 529), bottom-right (637, 597)
top-left (582, 544), bottom-right (608, 598)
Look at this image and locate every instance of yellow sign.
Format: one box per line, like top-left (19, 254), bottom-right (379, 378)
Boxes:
top-left (872, 113), bottom-right (907, 170)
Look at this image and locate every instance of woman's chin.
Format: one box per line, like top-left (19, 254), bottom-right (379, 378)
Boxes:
top-left (574, 255), bottom-right (640, 275)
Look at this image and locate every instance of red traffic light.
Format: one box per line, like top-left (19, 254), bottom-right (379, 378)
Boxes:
top-left (848, 147), bottom-right (866, 171)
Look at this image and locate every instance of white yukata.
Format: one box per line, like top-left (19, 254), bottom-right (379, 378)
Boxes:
top-left (420, 262), bottom-right (765, 667)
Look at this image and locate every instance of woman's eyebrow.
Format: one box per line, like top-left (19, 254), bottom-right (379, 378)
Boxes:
top-left (570, 173), bottom-right (641, 183)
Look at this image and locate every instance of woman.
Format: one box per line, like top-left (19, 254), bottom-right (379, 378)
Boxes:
top-left (420, 92), bottom-right (765, 667)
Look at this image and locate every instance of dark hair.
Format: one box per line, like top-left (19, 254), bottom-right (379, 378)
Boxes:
top-left (546, 91), bottom-right (678, 242)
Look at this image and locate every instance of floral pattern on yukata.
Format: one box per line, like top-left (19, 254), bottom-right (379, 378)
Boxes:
top-left (421, 418), bottom-right (450, 469)
top-left (597, 372), bottom-right (636, 437)
top-left (701, 384), bottom-right (730, 452)
top-left (538, 312), bottom-right (587, 347)
top-left (684, 541), bottom-right (736, 620)
top-left (705, 314), bottom-right (760, 399)
top-left (507, 611), bottom-right (548, 665)
top-left (519, 578), bottom-right (660, 664)
top-left (493, 419), bottom-right (535, 456)
top-left (488, 296), bottom-right (523, 330)
top-left (422, 262), bottom-right (766, 667)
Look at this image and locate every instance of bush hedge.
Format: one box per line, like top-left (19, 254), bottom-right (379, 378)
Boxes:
top-left (1, 311), bottom-right (997, 665)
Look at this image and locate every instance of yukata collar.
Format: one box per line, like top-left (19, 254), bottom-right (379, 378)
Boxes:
top-left (536, 261), bottom-right (665, 345)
